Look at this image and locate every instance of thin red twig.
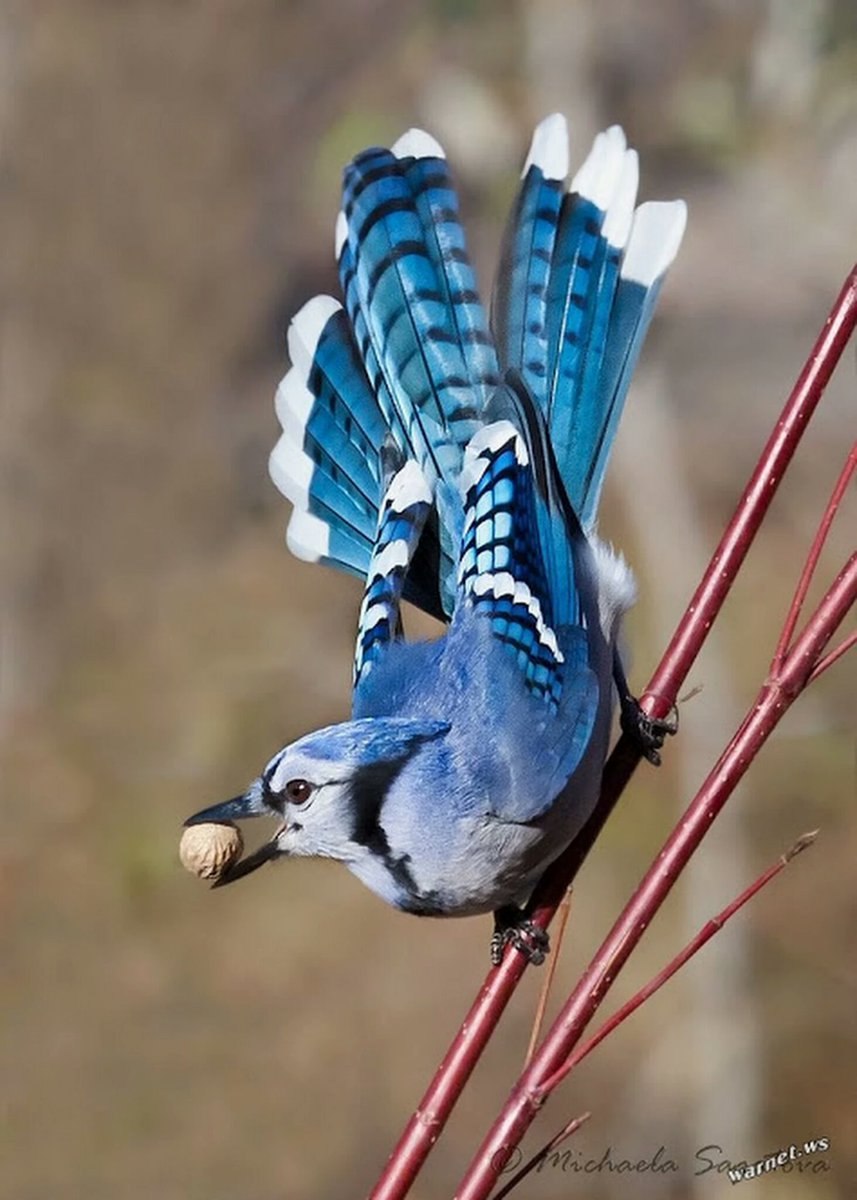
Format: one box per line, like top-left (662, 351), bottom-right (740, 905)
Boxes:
top-left (524, 889), bottom-right (572, 1067)
top-left (491, 1112), bottom-right (591, 1200)
top-left (454, 555), bottom-right (856, 1199)
top-left (809, 628), bottom-right (857, 683)
top-left (537, 830), bottom-right (818, 1098)
top-left (772, 441), bottom-right (857, 670)
top-left (368, 267), bottom-right (857, 1200)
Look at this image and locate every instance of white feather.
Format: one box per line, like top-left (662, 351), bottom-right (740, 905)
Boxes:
top-left (334, 211), bottom-right (348, 259)
top-left (269, 435), bottom-right (313, 507)
top-left (286, 509), bottom-right (330, 563)
top-left (274, 368), bottom-right (314, 441)
top-left (590, 536), bottom-right (637, 641)
top-left (621, 200), bottom-right (687, 286)
top-left (287, 294), bottom-right (341, 377)
top-left (358, 601), bottom-right (390, 632)
top-left (391, 128), bottom-right (446, 160)
top-left (466, 420), bottom-right (528, 463)
top-left (473, 571), bottom-right (514, 599)
top-left (522, 112), bottom-right (568, 181)
top-left (570, 125), bottom-right (626, 211)
top-left (469, 573), bottom-right (564, 662)
top-left (459, 422), bottom-right (528, 499)
top-left (385, 460), bottom-right (432, 509)
top-left (601, 149), bottom-right (639, 249)
top-left (369, 539), bottom-right (410, 580)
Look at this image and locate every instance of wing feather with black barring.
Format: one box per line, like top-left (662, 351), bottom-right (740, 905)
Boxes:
top-left (269, 294), bottom-right (446, 620)
top-left (456, 421), bottom-right (569, 710)
top-left (353, 460), bottom-right (434, 689)
top-left (270, 294), bottom-right (386, 578)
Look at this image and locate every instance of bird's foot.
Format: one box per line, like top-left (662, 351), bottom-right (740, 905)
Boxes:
top-left (491, 909), bottom-right (550, 966)
top-left (620, 696), bottom-right (679, 766)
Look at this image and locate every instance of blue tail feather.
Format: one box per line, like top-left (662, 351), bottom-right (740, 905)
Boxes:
top-left (577, 199), bottom-right (686, 525)
top-left (493, 118), bottom-right (685, 530)
top-left (338, 144), bottom-right (490, 484)
top-left (550, 218), bottom-right (624, 509)
top-left (492, 162), bottom-right (564, 407)
top-left (543, 193), bottom-right (604, 413)
top-left (397, 145), bottom-right (500, 406)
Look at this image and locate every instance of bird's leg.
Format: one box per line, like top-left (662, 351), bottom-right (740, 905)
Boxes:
top-left (613, 647), bottom-right (678, 766)
top-left (491, 906), bottom-right (550, 967)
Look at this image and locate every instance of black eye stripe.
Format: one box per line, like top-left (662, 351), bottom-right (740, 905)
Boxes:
top-left (261, 770), bottom-right (337, 808)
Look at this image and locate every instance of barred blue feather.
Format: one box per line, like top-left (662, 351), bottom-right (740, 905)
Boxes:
top-left (339, 143), bottom-right (485, 482)
top-left (457, 421), bottom-right (567, 707)
top-left (493, 119), bottom-right (685, 529)
top-left (354, 460), bottom-right (432, 688)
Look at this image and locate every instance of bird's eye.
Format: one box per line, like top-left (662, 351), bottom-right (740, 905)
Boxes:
top-left (285, 778), bottom-right (313, 805)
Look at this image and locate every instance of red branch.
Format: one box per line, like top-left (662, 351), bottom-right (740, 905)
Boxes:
top-left (455, 551), bottom-right (856, 1199)
top-left (368, 266), bottom-right (857, 1200)
top-left (537, 830), bottom-right (817, 1099)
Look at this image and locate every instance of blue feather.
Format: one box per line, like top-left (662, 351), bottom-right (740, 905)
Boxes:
top-left (354, 461), bottom-right (433, 690)
top-left (457, 419), bottom-right (571, 708)
top-left (492, 167), bottom-right (564, 406)
top-left (339, 144), bottom-right (489, 482)
top-left (493, 118), bottom-right (685, 532)
top-left (397, 145), bottom-right (500, 407)
top-left (576, 202), bottom-right (686, 524)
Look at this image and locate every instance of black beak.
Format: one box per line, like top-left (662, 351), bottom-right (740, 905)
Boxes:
top-left (210, 836), bottom-right (282, 887)
top-left (184, 788), bottom-right (284, 888)
top-left (184, 790), bottom-right (267, 826)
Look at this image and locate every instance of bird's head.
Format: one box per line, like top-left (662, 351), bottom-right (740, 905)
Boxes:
top-left (184, 716), bottom-right (450, 886)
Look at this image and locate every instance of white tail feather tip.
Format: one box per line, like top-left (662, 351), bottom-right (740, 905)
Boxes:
top-left (523, 112), bottom-right (569, 181)
top-left (391, 128), bottom-right (445, 160)
top-left (601, 149), bottom-right (639, 249)
top-left (621, 200), bottom-right (687, 286)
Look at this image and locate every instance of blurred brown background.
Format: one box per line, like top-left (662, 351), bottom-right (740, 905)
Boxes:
top-left (1, 2), bottom-right (855, 1198)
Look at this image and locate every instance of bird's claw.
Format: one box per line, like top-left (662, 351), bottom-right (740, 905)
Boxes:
top-left (620, 697), bottom-right (679, 766)
top-left (490, 915), bottom-right (550, 966)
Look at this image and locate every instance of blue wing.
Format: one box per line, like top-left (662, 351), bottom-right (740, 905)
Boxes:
top-left (270, 295), bottom-right (384, 577)
top-left (456, 406), bottom-right (589, 713)
top-left (269, 294), bottom-right (446, 619)
top-left (453, 402), bottom-right (600, 816)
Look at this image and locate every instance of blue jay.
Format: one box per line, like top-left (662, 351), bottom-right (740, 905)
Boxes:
top-left (186, 115), bottom-right (685, 961)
